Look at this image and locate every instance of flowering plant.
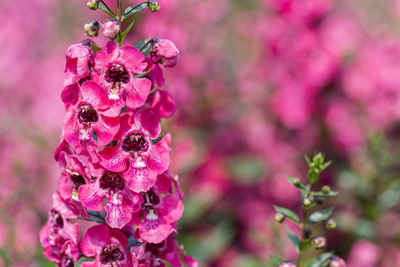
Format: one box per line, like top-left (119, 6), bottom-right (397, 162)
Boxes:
top-left (40, 1), bottom-right (196, 266)
top-left (272, 153), bottom-right (345, 267)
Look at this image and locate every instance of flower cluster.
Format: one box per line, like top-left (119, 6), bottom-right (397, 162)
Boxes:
top-left (40, 1), bottom-right (195, 266)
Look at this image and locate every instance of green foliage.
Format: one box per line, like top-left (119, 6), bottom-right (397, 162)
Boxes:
top-left (269, 255), bottom-right (285, 266)
top-left (285, 228), bottom-right (300, 252)
top-left (123, 2), bottom-right (148, 20)
top-left (308, 208), bottom-right (334, 224)
top-left (116, 19), bottom-right (135, 46)
top-left (273, 205), bottom-right (300, 223)
top-left (98, 4), bottom-right (116, 17)
top-left (90, 43), bottom-right (102, 53)
top-left (305, 153), bottom-right (331, 184)
top-left (306, 252), bottom-right (333, 267)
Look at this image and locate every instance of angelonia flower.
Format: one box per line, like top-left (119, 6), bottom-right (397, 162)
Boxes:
top-left (40, 2), bottom-right (197, 266)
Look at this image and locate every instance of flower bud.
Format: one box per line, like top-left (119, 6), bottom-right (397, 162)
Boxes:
top-left (87, 0), bottom-right (99, 10)
top-left (303, 198), bottom-right (312, 208)
top-left (322, 185), bottom-right (331, 193)
top-left (151, 39), bottom-right (180, 67)
top-left (293, 178), bottom-right (301, 187)
top-left (304, 228), bottom-right (313, 239)
top-left (326, 218), bottom-right (337, 229)
top-left (148, 0), bottom-right (160, 12)
top-left (275, 213), bottom-right (285, 223)
top-left (329, 256), bottom-right (346, 267)
top-left (315, 196), bottom-right (324, 205)
top-left (84, 19), bottom-right (100, 37)
top-left (102, 19), bottom-right (120, 39)
top-left (279, 260), bottom-right (296, 267)
top-left (312, 236), bottom-right (327, 250)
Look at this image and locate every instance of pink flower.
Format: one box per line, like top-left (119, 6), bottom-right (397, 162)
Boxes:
top-left (78, 169), bottom-right (143, 229)
top-left (95, 41), bottom-right (151, 109)
top-left (144, 57), bottom-right (165, 89)
top-left (131, 234), bottom-right (197, 267)
top-left (64, 42), bottom-right (94, 86)
top-left (80, 224), bottom-right (131, 267)
top-left (102, 19), bottom-right (120, 39)
top-left (58, 151), bottom-right (89, 200)
top-left (63, 81), bottom-right (120, 160)
top-left (147, 89), bottom-right (176, 119)
top-left (151, 39), bottom-right (180, 68)
top-left (330, 256), bottom-right (346, 267)
top-left (100, 111), bottom-right (170, 193)
top-left (130, 172), bottom-right (184, 244)
top-left (40, 192), bottom-right (80, 265)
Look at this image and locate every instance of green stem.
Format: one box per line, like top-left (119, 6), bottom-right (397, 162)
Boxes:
top-left (298, 185), bottom-right (313, 267)
top-left (117, 0), bottom-right (123, 23)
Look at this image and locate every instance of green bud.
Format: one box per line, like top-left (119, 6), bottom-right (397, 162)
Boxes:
top-left (303, 198), bottom-right (312, 208)
top-left (326, 218), bottom-right (337, 229)
top-left (315, 196), bottom-right (324, 205)
top-left (87, 0), bottom-right (99, 10)
top-left (293, 178), bottom-right (301, 187)
top-left (322, 185), bottom-right (331, 194)
top-left (275, 212), bottom-right (285, 223)
top-left (148, 0), bottom-right (160, 12)
top-left (304, 228), bottom-right (313, 239)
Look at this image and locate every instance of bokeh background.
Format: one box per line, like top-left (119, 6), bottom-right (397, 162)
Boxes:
top-left (1, 0), bottom-right (400, 266)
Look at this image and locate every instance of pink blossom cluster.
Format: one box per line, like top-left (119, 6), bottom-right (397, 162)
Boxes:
top-left (39, 36), bottom-right (196, 266)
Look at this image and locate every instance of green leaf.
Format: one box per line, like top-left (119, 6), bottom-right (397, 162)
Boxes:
top-left (308, 208), bottom-right (334, 224)
top-left (308, 169), bottom-right (320, 184)
top-left (287, 176), bottom-right (306, 191)
top-left (312, 191), bottom-right (339, 197)
top-left (152, 136), bottom-right (165, 145)
top-left (92, 131), bottom-right (98, 141)
top-left (269, 255), bottom-right (285, 266)
top-left (106, 140), bottom-right (118, 147)
top-left (134, 38), bottom-right (152, 55)
top-left (99, 4), bottom-right (116, 17)
top-left (307, 252), bottom-right (333, 267)
top-left (273, 205), bottom-right (300, 223)
top-left (284, 228), bottom-right (299, 252)
top-left (116, 19), bottom-right (135, 46)
top-left (136, 67), bottom-right (152, 78)
top-left (90, 43), bottom-right (102, 53)
top-left (123, 2), bottom-right (148, 19)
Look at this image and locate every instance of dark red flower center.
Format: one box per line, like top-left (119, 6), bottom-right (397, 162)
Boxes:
top-left (105, 63), bottom-right (130, 84)
top-left (69, 172), bottom-right (86, 189)
top-left (100, 243), bottom-right (125, 264)
top-left (77, 104), bottom-right (98, 124)
top-left (122, 133), bottom-right (149, 153)
top-left (145, 242), bottom-right (165, 256)
top-left (100, 171), bottom-right (125, 191)
top-left (51, 210), bottom-right (64, 228)
top-left (147, 190), bottom-right (160, 205)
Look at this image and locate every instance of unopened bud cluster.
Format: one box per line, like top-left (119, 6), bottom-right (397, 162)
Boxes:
top-left (272, 153), bottom-right (344, 266)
